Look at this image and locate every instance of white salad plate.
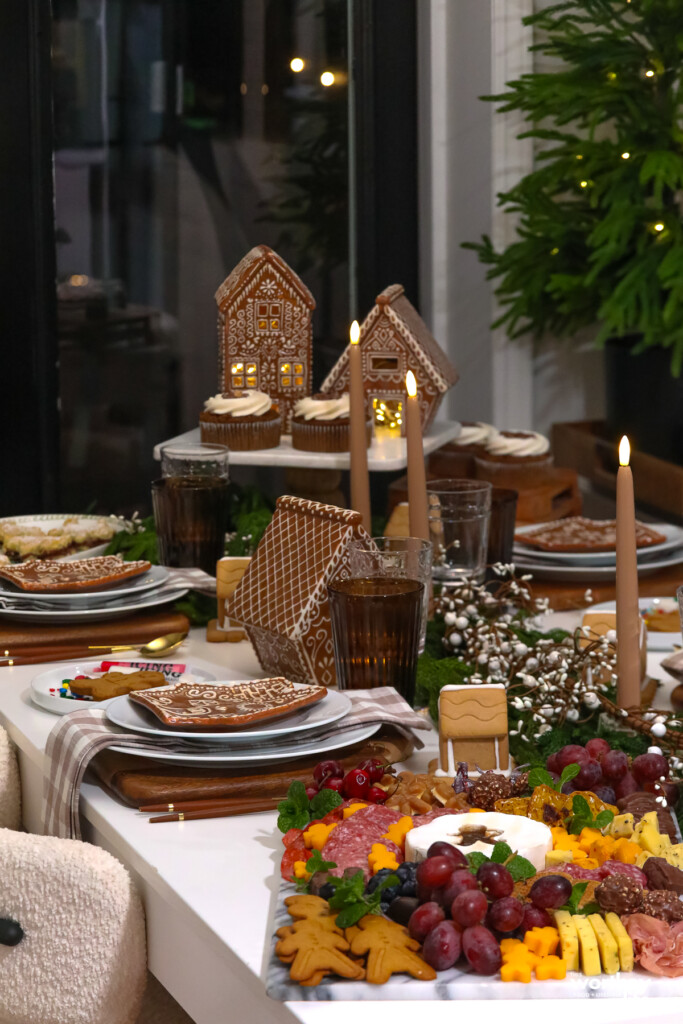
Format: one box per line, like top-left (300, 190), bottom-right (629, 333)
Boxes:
top-left (0, 514), bottom-right (125, 562)
top-left (587, 596), bottom-right (681, 652)
top-left (514, 521), bottom-right (683, 566)
top-left (30, 660), bottom-right (217, 715)
top-left (105, 684), bottom-right (351, 742)
top-left (0, 564), bottom-right (169, 604)
top-left (108, 721), bottom-right (380, 766)
top-left (0, 586), bottom-right (188, 623)
top-left (514, 547), bottom-right (683, 583)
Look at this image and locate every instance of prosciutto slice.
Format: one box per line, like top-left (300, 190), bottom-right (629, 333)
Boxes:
top-left (625, 914), bottom-right (683, 977)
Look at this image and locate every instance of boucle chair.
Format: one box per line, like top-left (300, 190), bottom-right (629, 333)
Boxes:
top-left (0, 727), bottom-right (192, 1024)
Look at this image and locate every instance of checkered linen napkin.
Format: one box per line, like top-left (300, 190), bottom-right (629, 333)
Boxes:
top-left (43, 688), bottom-right (430, 840)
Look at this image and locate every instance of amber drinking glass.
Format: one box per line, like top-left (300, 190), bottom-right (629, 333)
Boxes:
top-left (152, 443), bottom-right (229, 573)
top-left (327, 576), bottom-right (424, 702)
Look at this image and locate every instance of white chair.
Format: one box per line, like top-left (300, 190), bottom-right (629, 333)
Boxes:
top-left (0, 728), bottom-right (192, 1024)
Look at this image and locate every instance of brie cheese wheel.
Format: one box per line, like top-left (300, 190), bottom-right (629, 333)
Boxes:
top-left (405, 812), bottom-right (553, 871)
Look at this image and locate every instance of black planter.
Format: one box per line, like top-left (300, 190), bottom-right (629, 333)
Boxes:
top-left (604, 337), bottom-right (683, 465)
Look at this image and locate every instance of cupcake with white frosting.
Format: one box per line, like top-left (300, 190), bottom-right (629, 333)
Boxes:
top-left (199, 391), bottom-right (281, 450)
top-left (291, 393), bottom-right (371, 452)
top-left (438, 421), bottom-right (499, 477)
top-left (474, 429), bottom-right (553, 488)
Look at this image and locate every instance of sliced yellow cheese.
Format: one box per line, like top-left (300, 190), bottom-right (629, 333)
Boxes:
top-left (604, 912), bottom-right (634, 972)
top-left (553, 910), bottom-right (579, 972)
top-left (545, 849), bottom-right (574, 867)
top-left (572, 914), bottom-right (601, 976)
top-left (587, 914), bottom-right (619, 975)
top-left (609, 813), bottom-right (635, 839)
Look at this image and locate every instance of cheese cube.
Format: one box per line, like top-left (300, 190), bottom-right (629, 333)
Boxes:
top-left (572, 915), bottom-right (601, 976)
top-left (604, 912), bottom-right (634, 972)
top-left (545, 849), bottom-right (574, 868)
top-left (587, 914), bottom-right (620, 974)
top-left (609, 813), bottom-right (635, 839)
top-left (553, 911), bottom-right (579, 972)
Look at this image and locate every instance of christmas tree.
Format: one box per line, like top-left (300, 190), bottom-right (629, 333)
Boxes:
top-left (465, 0), bottom-right (683, 372)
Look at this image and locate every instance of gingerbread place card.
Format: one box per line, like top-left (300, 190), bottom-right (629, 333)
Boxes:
top-left (438, 683), bottom-right (510, 775)
top-left (226, 496), bottom-right (371, 687)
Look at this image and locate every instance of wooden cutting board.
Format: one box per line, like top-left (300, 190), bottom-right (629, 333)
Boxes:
top-left (0, 609), bottom-right (190, 654)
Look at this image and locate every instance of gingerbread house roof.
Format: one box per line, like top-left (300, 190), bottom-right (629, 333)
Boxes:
top-left (321, 284), bottom-right (458, 393)
top-left (215, 245), bottom-right (316, 312)
top-left (227, 496), bottom-right (365, 637)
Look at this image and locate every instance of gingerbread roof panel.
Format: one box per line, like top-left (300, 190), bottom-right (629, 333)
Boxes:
top-left (227, 496), bottom-right (364, 637)
top-left (214, 245), bottom-right (315, 311)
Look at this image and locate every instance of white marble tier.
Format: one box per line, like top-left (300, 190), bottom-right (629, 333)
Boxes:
top-left (153, 420), bottom-right (461, 471)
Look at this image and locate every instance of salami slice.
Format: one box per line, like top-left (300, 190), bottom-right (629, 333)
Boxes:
top-left (411, 808), bottom-right (466, 829)
top-left (322, 805), bottom-right (404, 879)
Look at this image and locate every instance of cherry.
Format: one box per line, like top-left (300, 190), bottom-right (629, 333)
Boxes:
top-left (366, 786), bottom-right (387, 804)
top-left (312, 759), bottom-right (344, 786)
top-left (304, 785), bottom-right (318, 800)
top-left (356, 758), bottom-right (385, 784)
top-left (341, 769), bottom-right (370, 800)
top-left (321, 777), bottom-right (344, 794)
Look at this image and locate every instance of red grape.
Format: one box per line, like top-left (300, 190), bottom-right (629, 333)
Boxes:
top-left (546, 752), bottom-right (561, 774)
top-left (366, 786), bottom-right (387, 804)
top-left (476, 862), bottom-right (513, 899)
top-left (644, 779), bottom-right (680, 807)
top-left (417, 856), bottom-right (456, 890)
top-left (451, 889), bottom-right (488, 928)
top-left (556, 745), bottom-right (589, 770)
top-left (341, 769), bottom-right (370, 800)
top-left (356, 757), bottom-right (385, 783)
top-left (574, 759), bottom-right (603, 791)
top-left (585, 738), bottom-right (611, 760)
top-left (462, 925), bottom-right (502, 975)
top-left (529, 874), bottom-right (572, 910)
top-left (601, 749), bottom-right (629, 782)
top-left (487, 896), bottom-right (525, 933)
top-left (561, 780), bottom-right (578, 795)
top-left (427, 841), bottom-right (468, 868)
top-left (592, 785), bottom-right (616, 805)
top-left (417, 882), bottom-right (444, 904)
top-left (408, 901), bottom-right (444, 942)
top-left (521, 904), bottom-right (553, 931)
top-left (615, 772), bottom-right (640, 800)
top-left (632, 752), bottom-right (669, 785)
top-left (313, 759), bottom-right (344, 785)
top-left (321, 777), bottom-right (344, 794)
top-left (422, 920), bottom-right (462, 971)
top-left (304, 785), bottom-right (318, 800)
top-left (440, 869), bottom-right (478, 907)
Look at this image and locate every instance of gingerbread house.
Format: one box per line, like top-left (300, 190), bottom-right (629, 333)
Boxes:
top-left (226, 495), bottom-right (371, 687)
top-left (215, 245), bottom-right (316, 431)
top-left (320, 284), bottom-right (458, 432)
top-left (438, 683), bottom-right (510, 774)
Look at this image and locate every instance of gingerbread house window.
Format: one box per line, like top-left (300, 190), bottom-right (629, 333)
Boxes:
top-left (231, 359), bottom-right (259, 389)
top-left (280, 358), bottom-right (306, 389)
top-left (257, 302), bottom-right (282, 333)
top-left (370, 354), bottom-right (400, 372)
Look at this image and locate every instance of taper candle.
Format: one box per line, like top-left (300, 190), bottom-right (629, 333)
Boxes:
top-left (615, 435), bottom-right (641, 709)
top-left (405, 370), bottom-right (430, 541)
top-left (348, 320), bottom-right (371, 531)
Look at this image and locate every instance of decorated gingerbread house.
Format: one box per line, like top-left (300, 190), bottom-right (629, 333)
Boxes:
top-left (226, 495), bottom-right (371, 687)
top-left (320, 284), bottom-right (458, 432)
top-left (215, 245), bottom-right (316, 430)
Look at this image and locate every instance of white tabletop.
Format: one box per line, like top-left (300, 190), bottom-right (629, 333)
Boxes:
top-left (153, 420), bottom-right (461, 471)
top-left (0, 623), bottom-right (681, 1024)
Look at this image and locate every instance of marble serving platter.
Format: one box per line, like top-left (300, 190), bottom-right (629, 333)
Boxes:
top-left (266, 879), bottom-right (682, 1001)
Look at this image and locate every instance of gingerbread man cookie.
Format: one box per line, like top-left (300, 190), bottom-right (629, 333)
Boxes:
top-left (68, 670), bottom-right (166, 702)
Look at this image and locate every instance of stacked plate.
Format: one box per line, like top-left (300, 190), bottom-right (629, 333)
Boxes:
top-left (0, 562), bottom-right (188, 623)
top-left (103, 680), bottom-right (375, 767)
top-left (513, 520), bottom-right (683, 582)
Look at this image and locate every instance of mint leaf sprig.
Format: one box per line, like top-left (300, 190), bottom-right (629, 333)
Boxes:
top-left (558, 881), bottom-right (600, 917)
top-left (567, 795), bottom-right (614, 835)
top-left (327, 870), bottom-right (400, 928)
top-left (276, 781), bottom-right (343, 833)
top-left (466, 842), bottom-right (535, 882)
top-left (294, 849), bottom-right (337, 891)
top-left (527, 763), bottom-right (581, 793)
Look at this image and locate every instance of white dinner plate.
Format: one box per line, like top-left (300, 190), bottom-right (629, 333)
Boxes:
top-left (30, 659), bottom-right (216, 715)
top-left (0, 586), bottom-right (188, 623)
top-left (0, 564), bottom-right (169, 604)
top-left (514, 521), bottom-right (683, 566)
top-left (0, 514), bottom-right (125, 562)
top-left (513, 546), bottom-right (683, 582)
top-left (108, 721), bottom-right (380, 766)
top-left (105, 684), bottom-right (351, 742)
top-left (586, 596), bottom-right (681, 651)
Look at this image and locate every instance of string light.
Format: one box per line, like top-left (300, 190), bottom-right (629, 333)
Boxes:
top-left (320, 71), bottom-right (335, 87)
top-left (550, 247), bottom-right (559, 255)
top-left (654, 222), bottom-right (665, 232)
top-left (290, 58), bottom-right (304, 72)
top-left (579, 180), bottom-right (588, 188)
top-left (607, 71), bottom-right (617, 81)
top-left (621, 151), bottom-right (630, 159)
top-left (576, 154), bottom-right (583, 160)
top-left (645, 69), bottom-right (655, 78)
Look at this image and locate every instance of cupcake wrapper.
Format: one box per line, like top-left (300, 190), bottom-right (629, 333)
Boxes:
top-left (200, 416), bottom-right (281, 451)
top-left (291, 418), bottom-right (372, 453)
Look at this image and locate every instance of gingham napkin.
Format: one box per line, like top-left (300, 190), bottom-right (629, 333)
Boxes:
top-left (43, 688), bottom-right (431, 840)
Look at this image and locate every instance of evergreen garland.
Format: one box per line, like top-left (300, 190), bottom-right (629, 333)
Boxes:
top-left (464, 0), bottom-right (683, 372)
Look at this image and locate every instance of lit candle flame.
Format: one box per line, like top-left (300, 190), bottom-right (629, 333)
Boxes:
top-left (406, 370), bottom-right (417, 398)
top-left (350, 320), bottom-right (360, 345)
top-left (619, 435), bottom-right (630, 466)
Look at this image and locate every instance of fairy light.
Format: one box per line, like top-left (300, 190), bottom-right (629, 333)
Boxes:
top-left (290, 58), bottom-right (304, 72)
top-left (654, 222), bottom-right (665, 232)
top-left (645, 69), bottom-right (655, 78)
top-left (579, 180), bottom-right (588, 188)
top-left (621, 151), bottom-right (630, 159)
top-left (550, 247), bottom-right (559, 255)
top-left (320, 71), bottom-right (335, 87)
